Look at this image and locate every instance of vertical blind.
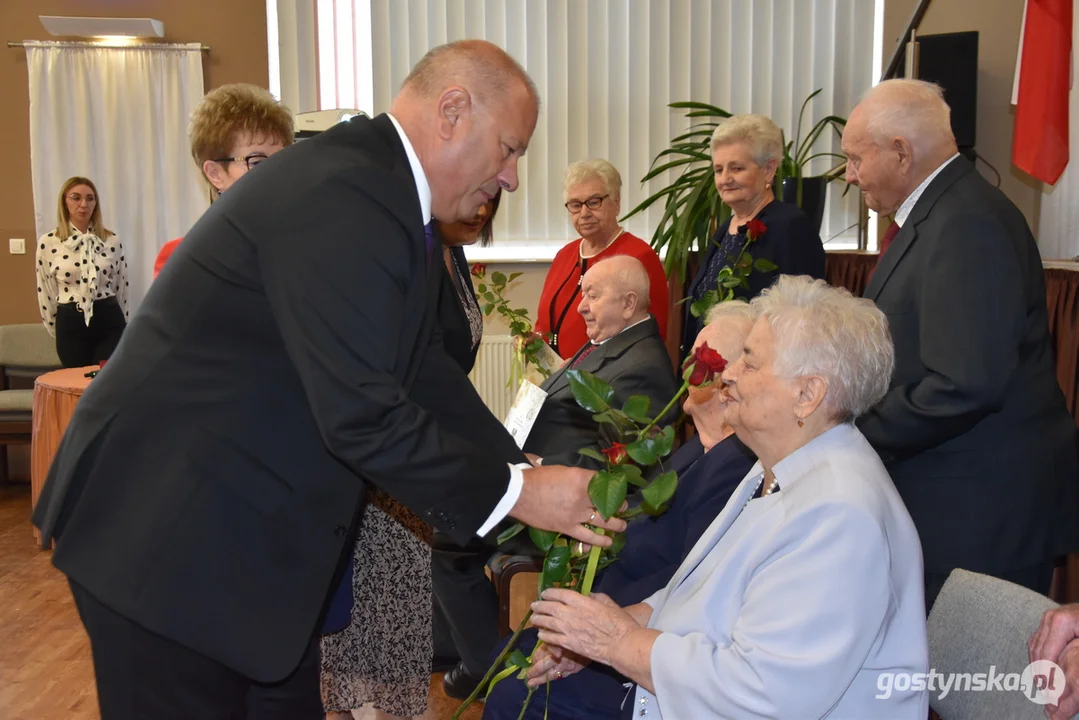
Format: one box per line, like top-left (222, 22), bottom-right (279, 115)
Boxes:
top-left (315, 0), bottom-right (878, 257)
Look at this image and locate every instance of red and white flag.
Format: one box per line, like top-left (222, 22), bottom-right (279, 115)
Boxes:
top-left (1012, 0), bottom-right (1073, 185)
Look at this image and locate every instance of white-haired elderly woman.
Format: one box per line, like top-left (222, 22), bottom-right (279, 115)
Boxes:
top-left (683, 114), bottom-right (825, 362)
top-left (526, 275), bottom-right (929, 720)
top-left (535, 159), bottom-right (670, 360)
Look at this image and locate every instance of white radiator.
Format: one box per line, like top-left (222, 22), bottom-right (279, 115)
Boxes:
top-left (468, 335), bottom-right (517, 421)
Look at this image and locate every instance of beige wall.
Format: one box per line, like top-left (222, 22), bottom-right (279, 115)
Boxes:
top-left (884, 0), bottom-right (1042, 230)
top-left (0, 0), bottom-right (270, 326)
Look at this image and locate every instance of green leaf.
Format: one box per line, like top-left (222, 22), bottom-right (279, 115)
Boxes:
top-left (607, 530), bottom-right (628, 557)
top-left (506, 648), bottom-right (532, 671)
top-left (491, 271), bottom-right (507, 285)
top-left (653, 426), bottom-right (676, 458)
top-left (625, 437), bottom-right (657, 466)
top-left (577, 447), bottom-right (608, 464)
top-left (528, 527), bottom-right (559, 553)
top-left (538, 544), bottom-right (572, 594)
top-left (754, 258), bottom-right (778, 272)
top-left (508, 272), bottom-right (522, 282)
top-left (588, 470), bottom-right (628, 520)
top-left (484, 291), bottom-right (496, 303)
top-left (566, 370), bottom-right (614, 413)
top-left (477, 283), bottom-right (487, 293)
top-left (621, 463), bottom-right (647, 488)
top-left (621, 395), bottom-right (652, 423)
top-left (483, 304), bottom-right (495, 316)
top-left (496, 522), bottom-right (526, 545)
top-left (641, 470), bottom-right (679, 512)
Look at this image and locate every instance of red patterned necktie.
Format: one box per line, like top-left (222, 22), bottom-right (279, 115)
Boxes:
top-left (570, 343), bottom-right (598, 369)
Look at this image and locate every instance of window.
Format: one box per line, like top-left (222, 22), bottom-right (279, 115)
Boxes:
top-left (311, 0), bottom-right (881, 259)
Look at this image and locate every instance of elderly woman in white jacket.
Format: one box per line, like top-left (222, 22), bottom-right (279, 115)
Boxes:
top-left (527, 275), bottom-right (929, 720)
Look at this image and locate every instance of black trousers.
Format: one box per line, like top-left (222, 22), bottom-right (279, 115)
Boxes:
top-left (54, 298), bottom-right (126, 368)
top-left (924, 560), bottom-right (1056, 615)
top-left (69, 580), bottom-right (323, 720)
top-left (431, 530), bottom-right (501, 676)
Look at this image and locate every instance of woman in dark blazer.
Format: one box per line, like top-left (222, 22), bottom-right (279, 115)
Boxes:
top-left (320, 195), bottom-right (501, 720)
top-left (682, 114), bottom-right (825, 359)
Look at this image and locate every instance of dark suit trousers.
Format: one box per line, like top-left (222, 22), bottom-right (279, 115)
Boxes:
top-left (69, 580), bottom-right (323, 719)
top-left (924, 561), bottom-right (1056, 614)
top-left (430, 530), bottom-right (500, 675)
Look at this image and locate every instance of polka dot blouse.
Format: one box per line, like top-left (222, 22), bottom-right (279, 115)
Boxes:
top-left (36, 224), bottom-right (129, 337)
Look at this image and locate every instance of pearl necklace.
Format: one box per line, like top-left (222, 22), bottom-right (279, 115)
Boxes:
top-left (579, 226), bottom-right (625, 260)
top-left (744, 473), bottom-right (779, 509)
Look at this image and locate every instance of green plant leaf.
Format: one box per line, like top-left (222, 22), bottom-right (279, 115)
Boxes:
top-left (477, 283), bottom-right (487, 293)
top-left (577, 447), bottom-right (608, 464)
top-left (621, 463), bottom-right (647, 488)
top-left (754, 258), bottom-right (779, 272)
top-left (483, 304), bottom-right (494, 316)
top-left (625, 437), bottom-right (657, 466)
top-left (496, 522), bottom-right (526, 545)
top-left (588, 470), bottom-right (628, 520)
top-left (508, 272), bottom-right (522, 282)
top-left (607, 529), bottom-right (629, 557)
top-left (621, 395), bottom-right (652, 423)
top-left (641, 470), bottom-right (679, 512)
top-left (506, 648), bottom-right (532, 671)
top-left (491, 271), bottom-right (507, 285)
top-left (538, 544), bottom-right (572, 594)
top-left (652, 426), bottom-right (676, 458)
top-left (528, 527), bottom-right (559, 553)
top-left (566, 370), bottom-right (614, 413)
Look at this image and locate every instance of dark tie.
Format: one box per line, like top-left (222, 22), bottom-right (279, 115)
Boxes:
top-left (877, 221), bottom-right (901, 264)
top-left (569, 343), bottom-right (598, 369)
top-left (424, 222), bottom-right (436, 266)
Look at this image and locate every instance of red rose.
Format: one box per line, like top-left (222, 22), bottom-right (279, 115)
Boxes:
top-left (681, 342), bottom-right (728, 387)
top-left (601, 442), bottom-right (628, 465)
top-left (746, 218), bottom-right (767, 241)
top-left (470, 262), bottom-right (487, 278)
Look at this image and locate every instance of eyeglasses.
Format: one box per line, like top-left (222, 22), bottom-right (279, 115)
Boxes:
top-left (565, 194), bottom-right (609, 214)
top-left (66, 193), bottom-right (96, 205)
top-left (213, 154), bottom-right (270, 171)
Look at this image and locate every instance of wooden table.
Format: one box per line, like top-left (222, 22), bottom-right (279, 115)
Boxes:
top-left (30, 366), bottom-right (95, 543)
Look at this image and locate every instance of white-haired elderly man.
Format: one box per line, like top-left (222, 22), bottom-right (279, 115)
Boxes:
top-left (526, 275), bottom-right (929, 720)
top-left (844, 78), bottom-right (1079, 610)
top-left (435, 254), bottom-right (678, 699)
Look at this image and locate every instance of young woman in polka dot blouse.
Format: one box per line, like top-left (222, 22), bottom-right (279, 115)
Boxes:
top-left (36, 176), bottom-right (128, 368)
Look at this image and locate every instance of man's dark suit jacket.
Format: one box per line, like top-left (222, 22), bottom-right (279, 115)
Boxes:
top-left (483, 434), bottom-right (757, 720)
top-left (858, 156), bottom-right (1079, 576)
top-left (524, 317), bottom-right (678, 467)
top-left (30, 114), bottom-right (524, 682)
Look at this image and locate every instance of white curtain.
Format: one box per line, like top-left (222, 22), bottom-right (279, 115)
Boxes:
top-left (315, 0), bottom-right (876, 256)
top-left (26, 41), bottom-right (208, 309)
top-left (1034, 2), bottom-right (1079, 261)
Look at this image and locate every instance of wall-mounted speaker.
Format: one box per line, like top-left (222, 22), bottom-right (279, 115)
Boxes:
top-left (916, 31), bottom-right (979, 150)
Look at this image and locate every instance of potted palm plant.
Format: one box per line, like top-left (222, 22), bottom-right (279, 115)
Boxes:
top-left (775, 89), bottom-right (848, 235)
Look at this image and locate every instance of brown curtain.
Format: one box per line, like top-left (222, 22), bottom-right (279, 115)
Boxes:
top-left (1045, 269), bottom-right (1079, 424)
top-left (825, 251), bottom-right (877, 298)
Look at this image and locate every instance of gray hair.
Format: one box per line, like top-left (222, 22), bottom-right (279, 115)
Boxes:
top-left (706, 299), bottom-right (757, 325)
top-left (859, 79), bottom-right (954, 156)
top-left (710, 114), bottom-right (784, 167)
top-left (751, 275), bottom-right (894, 422)
top-left (589, 255), bottom-right (650, 311)
top-left (563, 159), bottom-right (622, 203)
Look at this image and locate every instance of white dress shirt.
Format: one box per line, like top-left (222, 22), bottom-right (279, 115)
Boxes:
top-left (895, 153), bottom-right (960, 227)
top-left (36, 224), bottom-right (129, 337)
top-left (386, 113), bottom-right (523, 537)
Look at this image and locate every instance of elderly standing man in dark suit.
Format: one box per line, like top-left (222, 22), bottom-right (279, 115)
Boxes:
top-left (30, 40), bottom-right (625, 720)
top-left (436, 254), bottom-right (677, 698)
top-left (843, 78), bottom-right (1079, 611)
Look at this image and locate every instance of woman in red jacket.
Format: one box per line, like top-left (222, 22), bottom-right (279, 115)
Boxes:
top-left (535, 159), bottom-right (669, 360)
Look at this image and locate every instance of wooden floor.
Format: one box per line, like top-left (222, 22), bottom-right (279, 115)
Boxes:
top-left (0, 484), bottom-right (481, 720)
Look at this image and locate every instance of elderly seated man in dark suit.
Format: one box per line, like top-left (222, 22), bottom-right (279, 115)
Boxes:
top-left (482, 300), bottom-right (759, 719)
top-left (437, 254), bottom-right (679, 698)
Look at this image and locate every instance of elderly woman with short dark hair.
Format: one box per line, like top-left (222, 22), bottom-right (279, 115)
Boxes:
top-left (527, 275), bottom-right (929, 719)
top-left (683, 114), bottom-right (826, 360)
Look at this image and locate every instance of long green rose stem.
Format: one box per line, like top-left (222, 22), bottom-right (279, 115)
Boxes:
top-left (635, 382), bottom-right (689, 439)
top-left (516, 686), bottom-right (537, 719)
top-left (451, 609), bottom-right (534, 720)
top-left (580, 529), bottom-right (606, 597)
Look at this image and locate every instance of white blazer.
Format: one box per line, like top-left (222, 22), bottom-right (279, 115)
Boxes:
top-left (629, 423), bottom-right (929, 719)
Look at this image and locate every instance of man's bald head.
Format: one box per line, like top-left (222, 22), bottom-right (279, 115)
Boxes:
top-left (398, 40), bottom-right (538, 113)
top-left (578, 255), bottom-right (652, 342)
top-left (390, 40), bottom-right (540, 225)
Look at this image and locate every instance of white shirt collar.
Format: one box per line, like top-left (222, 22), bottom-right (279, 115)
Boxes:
top-left (386, 113), bottom-right (432, 225)
top-left (895, 153), bottom-right (960, 227)
top-left (592, 316), bottom-right (651, 345)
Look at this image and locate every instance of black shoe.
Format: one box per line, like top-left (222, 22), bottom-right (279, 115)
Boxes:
top-left (432, 653), bottom-right (459, 673)
top-left (442, 661), bottom-right (484, 700)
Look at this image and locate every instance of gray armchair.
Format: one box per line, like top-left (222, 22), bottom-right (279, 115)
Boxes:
top-left (0, 324), bottom-right (61, 482)
top-left (928, 568), bottom-right (1062, 720)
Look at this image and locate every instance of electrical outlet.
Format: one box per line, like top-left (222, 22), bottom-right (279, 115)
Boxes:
top-left (9, 238), bottom-right (26, 255)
